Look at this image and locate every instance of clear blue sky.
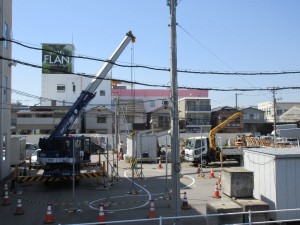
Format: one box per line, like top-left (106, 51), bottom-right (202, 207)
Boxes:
top-left (11, 0), bottom-right (300, 108)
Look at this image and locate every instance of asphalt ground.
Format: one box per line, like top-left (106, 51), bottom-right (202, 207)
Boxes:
top-left (0, 154), bottom-right (239, 225)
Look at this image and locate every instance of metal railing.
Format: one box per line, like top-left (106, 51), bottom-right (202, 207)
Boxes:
top-left (59, 207), bottom-right (300, 225)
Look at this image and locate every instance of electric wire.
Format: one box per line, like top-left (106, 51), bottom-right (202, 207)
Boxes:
top-left (3, 37), bottom-right (300, 76)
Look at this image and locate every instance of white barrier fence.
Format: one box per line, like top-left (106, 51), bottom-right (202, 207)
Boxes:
top-left (59, 207), bottom-right (300, 225)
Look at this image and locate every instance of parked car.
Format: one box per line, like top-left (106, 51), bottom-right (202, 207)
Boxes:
top-left (30, 149), bottom-right (41, 164)
top-left (25, 143), bottom-right (40, 158)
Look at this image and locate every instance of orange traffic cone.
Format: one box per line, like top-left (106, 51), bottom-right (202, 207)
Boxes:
top-left (44, 205), bottom-right (55, 224)
top-left (213, 183), bottom-right (221, 198)
top-left (14, 198), bottom-right (24, 215)
top-left (210, 167), bottom-right (215, 178)
top-left (181, 192), bottom-right (191, 210)
top-left (147, 199), bottom-right (156, 218)
top-left (2, 190), bottom-right (11, 206)
top-left (158, 159), bottom-right (163, 169)
top-left (98, 204), bottom-right (105, 222)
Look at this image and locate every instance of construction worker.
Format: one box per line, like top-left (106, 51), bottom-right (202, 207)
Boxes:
top-left (119, 141), bottom-right (124, 160)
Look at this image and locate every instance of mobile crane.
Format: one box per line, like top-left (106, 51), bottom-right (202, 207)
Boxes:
top-left (37, 31), bottom-right (136, 178)
top-left (184, 111), bottom-right (243, 166)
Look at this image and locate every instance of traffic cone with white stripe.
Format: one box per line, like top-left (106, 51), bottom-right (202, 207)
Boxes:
top-left (14, 198), bottom-right (24, 215)
top-left (210, 167), bottom-right (215, 178)
top-left (181, 192), bottom-right (191, 210)
top-left (44, 204), bottom-right (54, 224)
top-left (98, 204), bottom-right (105, 223)
top-left (147, 199), bottom-right (156, 218)
top-left (2, 190), bottom-right (11, 206)
top-left (217, 172), bottom-right (221, 183)
top-left (213, 183), bottom-right (221, 198)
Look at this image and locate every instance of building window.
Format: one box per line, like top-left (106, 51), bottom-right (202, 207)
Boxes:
top-left (3, 23), bottom-right (9, 49)
top-left (36, 114), bottom-right (52, 118)
top-left (97, 116), bottom-right (106, 123)
top-left (150, 100), bottom-right (155, 107)
top-left (277, 109), bottom-right (283, 116)
top-left (100, 90), bottom-right (105, 96)
top-left (125, 115), bottom-right (134, 123)
top-left (17, 114), bottom-right (31, 118)
top-left (57, 85), bottom-right (65, 93)
top-left (72, 84), bottom-right (76, 93)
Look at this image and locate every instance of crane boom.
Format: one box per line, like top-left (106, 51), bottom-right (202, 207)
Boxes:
top-left (209, 111), bottom-right (242, 149)
top-left (48, 31), bottom-right (135, 138)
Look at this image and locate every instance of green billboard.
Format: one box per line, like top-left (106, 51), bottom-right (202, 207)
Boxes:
top-left (42, 44), bottom-right (74, 74)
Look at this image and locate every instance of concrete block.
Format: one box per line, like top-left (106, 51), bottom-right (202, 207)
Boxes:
top-left (222, 167), bottom-right (254, 198)
top-left (206, 200), bottom-right (243, 225)
top-left (234, 198), bottom-right (269, 224)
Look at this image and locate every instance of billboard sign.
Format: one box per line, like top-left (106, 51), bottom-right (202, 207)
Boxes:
top-left (42, 44), bottom-right (74, 74)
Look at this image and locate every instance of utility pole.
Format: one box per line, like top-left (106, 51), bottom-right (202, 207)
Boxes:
top-left (0, 0), bottom-right (5, 179)
top-left (168, 0), bottom-right (181, 223)
top-left (272, 88), bottom-right (277, 138)
top-left (235, 93), bottom-right (242, 109)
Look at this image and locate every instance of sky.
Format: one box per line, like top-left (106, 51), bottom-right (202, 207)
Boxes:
top-left (11, 0), bottom-right (300, 109)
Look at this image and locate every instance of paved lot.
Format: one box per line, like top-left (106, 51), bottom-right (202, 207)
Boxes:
top-left (0, 154), bottom-right (239, 225)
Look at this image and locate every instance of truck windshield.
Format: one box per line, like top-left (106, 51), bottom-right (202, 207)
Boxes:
top-left (195, 139), bottom-right (205, 148)
top-left (186, 139), bottom-right (195, 149)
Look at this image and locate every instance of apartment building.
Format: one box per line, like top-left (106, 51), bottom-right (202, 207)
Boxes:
top-left (211, 106), bottom-right (242, 133)
top-left (178, 97), bottom-right (211, 133)
top-left (258, 101), bottom-right (300, 123)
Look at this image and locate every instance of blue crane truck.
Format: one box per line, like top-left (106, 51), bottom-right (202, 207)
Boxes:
top-left (37, 31), bottom-right (136, 178)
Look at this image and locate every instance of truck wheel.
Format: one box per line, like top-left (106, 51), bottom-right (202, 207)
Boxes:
top-left (201, 158), bottom-right (208, 167)
top-left (195, 158), bottom-right (208, 167)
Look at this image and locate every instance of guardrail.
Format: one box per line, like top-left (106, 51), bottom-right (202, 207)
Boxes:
top-left (59, 207), bottom-right (300, 225)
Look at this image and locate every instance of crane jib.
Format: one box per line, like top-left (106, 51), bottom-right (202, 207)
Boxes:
top-left (45, 31), bottom-right (135, 139)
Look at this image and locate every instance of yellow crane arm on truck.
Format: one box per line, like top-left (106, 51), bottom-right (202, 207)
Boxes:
top-left (209, 111), bottom-right (243, 150)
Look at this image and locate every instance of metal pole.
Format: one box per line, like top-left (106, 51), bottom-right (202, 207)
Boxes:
top-left (164, 135), bottom-right (171, 199)
top-left (115, 97), bottom-right (119, 178)
top-left (139, 133), bottom-right (144, 179)
top-left (0, 0), bottom-right (4, 179)
top-left (273, 88), bottom-right (277, 138)
top-left (200, 124), bottom-right (203, 175)
top-left (168, 0), bottom-right (181, 222)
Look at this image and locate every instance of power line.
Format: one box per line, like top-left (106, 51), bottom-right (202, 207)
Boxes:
top-left (3, 37), bottom-right (300, 76)
top-left (2, 56), bottom-right (300, 93)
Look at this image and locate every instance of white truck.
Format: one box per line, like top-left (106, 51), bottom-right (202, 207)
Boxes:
top-left (184, 136), bottom-right (243, 166)
top-left (184, 112), bottom-right (244, 166)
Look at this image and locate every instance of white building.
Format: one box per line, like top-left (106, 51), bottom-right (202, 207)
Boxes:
top-left (258, 101), bottom-right (300, 123)
top-left (41, 73), bottom-right (112, 109)
top-left (40, 43), bottom-right (112, 109)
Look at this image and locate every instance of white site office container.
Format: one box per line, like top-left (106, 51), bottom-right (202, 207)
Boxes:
top-left (243, 147), bottom-right (300, 221)
top-left (126, 134), bottom-right (158, 162)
